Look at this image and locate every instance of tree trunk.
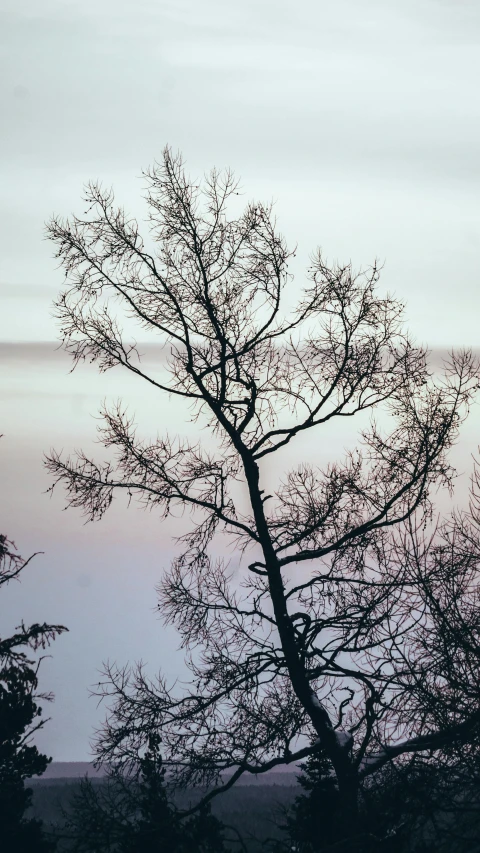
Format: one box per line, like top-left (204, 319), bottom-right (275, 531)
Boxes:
top-left (242, 453), bottom-right (360, 834)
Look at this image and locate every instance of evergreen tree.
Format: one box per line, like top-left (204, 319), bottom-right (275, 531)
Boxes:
top-left (0, 531), bottom-right (66, 852)
top-left (283, 747), bottom-right (341, 853)
top-left (283, 747), bottom-right (411, 853)
top-left (68, 735), bottom-right (226, 853)
top-left (0, 663), bottom-right (56, 852)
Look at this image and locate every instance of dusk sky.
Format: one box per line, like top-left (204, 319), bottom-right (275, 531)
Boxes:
top-left (1, 0), bottom-right (480, 760)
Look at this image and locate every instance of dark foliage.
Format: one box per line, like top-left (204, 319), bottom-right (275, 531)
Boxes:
top-left (0, 664), bottom-right (55, 852)
top-left (281, 751), bottom-right (480, 853)
top-left (281, 748), bottom-right (341, 852)
top-left (279, 748), bottom-right (409, 853)
top-left (0, 525), bottom-right (67, 852)
top-left (65, 736), bottom-right (227, 852)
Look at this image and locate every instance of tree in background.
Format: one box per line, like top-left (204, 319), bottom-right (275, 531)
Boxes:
top-left (66, 734), bottom-right (226, 852)
top-left (279, 750), bottom-right (471, 853)
top-left (46, 148), bottom-right (480, 848)
top-left (279, 746), bottom-right (427, 853)
top-left (280, 746), bottom-right (341, 852)
top-left (0, 532), bottom-right (67, 852)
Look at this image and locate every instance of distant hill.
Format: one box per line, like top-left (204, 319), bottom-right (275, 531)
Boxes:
top-left (37, 762), bottom-right (299, 786)
top-left (37, 762), bottom-right (106, 779)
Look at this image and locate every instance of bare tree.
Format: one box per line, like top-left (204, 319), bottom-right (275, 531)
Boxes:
top-left (45, 148), bottom-right (480, 842)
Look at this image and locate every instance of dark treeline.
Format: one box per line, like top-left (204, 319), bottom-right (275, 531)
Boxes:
top-left (3, 149), bottom-right (480, 851)
top-left (25, 757), bottom-right (480, 852)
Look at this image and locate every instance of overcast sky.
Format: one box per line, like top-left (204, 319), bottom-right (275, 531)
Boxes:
top-left (1, 0), bottom-right (480, 760)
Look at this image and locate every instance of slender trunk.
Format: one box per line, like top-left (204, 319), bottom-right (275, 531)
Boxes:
top-left (241, 453), bottom-right (360, 832)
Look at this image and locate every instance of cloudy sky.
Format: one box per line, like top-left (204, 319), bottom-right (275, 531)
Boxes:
top-left (1, 0), bottom-right (480, 760)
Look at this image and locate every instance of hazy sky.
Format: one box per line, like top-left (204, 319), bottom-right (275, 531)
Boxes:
top-left (1, 0), bottom-right (480, 760)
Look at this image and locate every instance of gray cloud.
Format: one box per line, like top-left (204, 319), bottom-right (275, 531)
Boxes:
top-left (0, 283), bottom-right (58, 299)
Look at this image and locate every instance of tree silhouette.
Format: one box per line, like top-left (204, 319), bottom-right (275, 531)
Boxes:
top-left (46, 148), bottom-right (480, 844)
top-left (66, 734), bottom-right (226, 852)
top-left (0, 533), bottom-right (67, 852)
top-left (281, 746), bottom-right (341, 852)
top-left (280, 745), bottom-right (417, 852)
